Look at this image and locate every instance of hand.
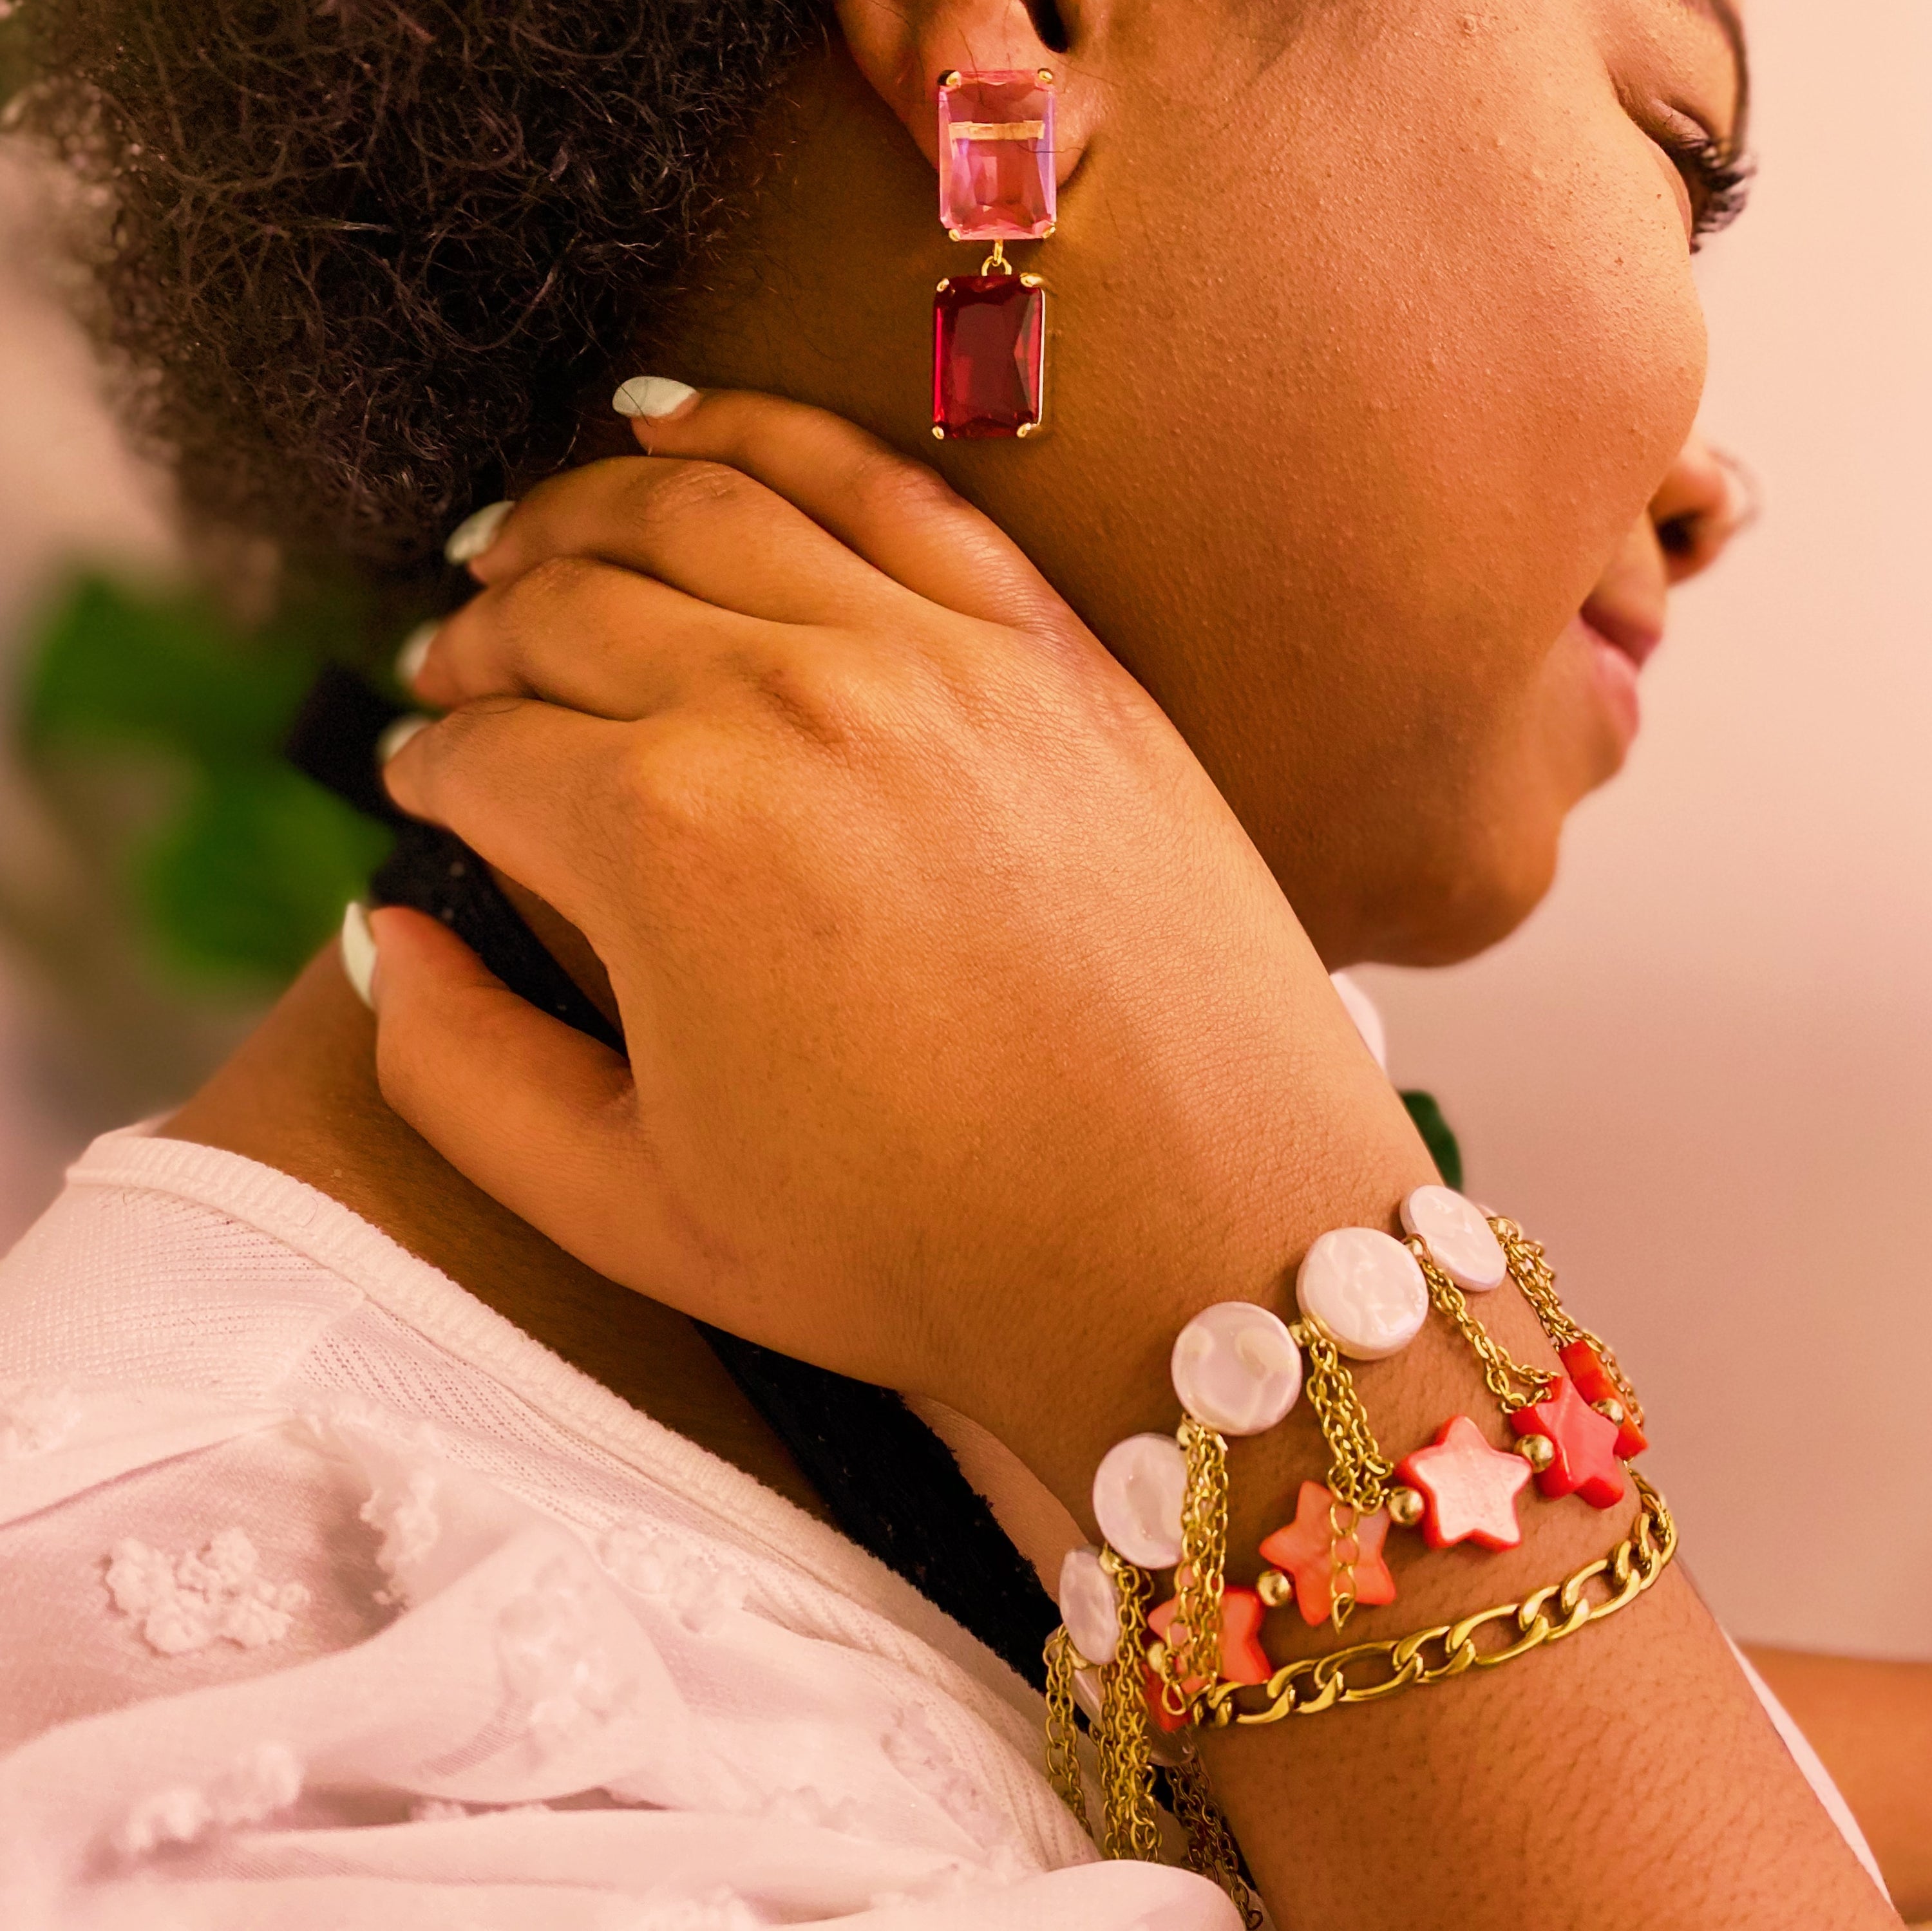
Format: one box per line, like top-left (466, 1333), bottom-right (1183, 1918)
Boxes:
top-left (372, 388), bottom-right (1430, 1504)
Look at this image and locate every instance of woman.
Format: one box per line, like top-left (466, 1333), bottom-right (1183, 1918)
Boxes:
top-left (0, 0), bottom-right (1918, 1923)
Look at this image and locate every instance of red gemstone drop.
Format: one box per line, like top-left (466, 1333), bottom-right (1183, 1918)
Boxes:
top-left (933, 274), bottom-right (1045, 439)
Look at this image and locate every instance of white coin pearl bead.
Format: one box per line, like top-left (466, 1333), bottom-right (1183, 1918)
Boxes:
top-left (1295, 1227), bottom-right (1428, 1361)
top-left (1091, 1433), bottom-right (1188, 1569)
top-left (1170, 1301), bottom-right (1303, 1436)
top-left (1057, 1547), bottom-right (1122, 1666)
top-left (1400, 1184), bottom-right (1508, 1292)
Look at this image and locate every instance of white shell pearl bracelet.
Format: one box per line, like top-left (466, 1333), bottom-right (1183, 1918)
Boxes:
top-left (1057, 1547), bottom-right (1123, 1666)
top-left (1169, 1300), bottom-right (1303, 1436)
top-left (1400, 1183), bottom-right (1506, 1291)
top-left (1295, 1226), bottom-right (1428, 1361)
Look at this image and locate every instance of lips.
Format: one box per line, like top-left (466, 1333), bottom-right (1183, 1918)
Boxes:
top-left (1576, 589), bottom-right (1663, 671)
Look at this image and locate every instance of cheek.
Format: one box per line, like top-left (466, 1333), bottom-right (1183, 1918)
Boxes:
top-left (1003, 6), bottom-right (1703, 834)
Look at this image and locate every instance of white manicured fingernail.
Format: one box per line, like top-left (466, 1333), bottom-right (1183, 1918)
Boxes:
top-left (612, 376), bottom-right (698, 420)
top-left (395, 621), bottom-right (438, 688)
top-left (339, 901), bottom-right (377, 1010)
top-left (444, 499), bottom-right (514, 564)
top-left (377, 713), bottom-right (431, 764)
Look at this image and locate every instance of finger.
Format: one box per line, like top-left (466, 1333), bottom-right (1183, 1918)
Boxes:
top-left (366, 906), bottom-right (666, 1293)
top-left (464, 454), bottom-right (886, 628)
top-left (409, 555), bottom-right (799, 721)
top-left (380, 697), bottom-right (645, 934)
top-left (612, 381), bottom-right (1072, 634)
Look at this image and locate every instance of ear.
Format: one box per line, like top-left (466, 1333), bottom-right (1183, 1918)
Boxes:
top-left (835, 0), bottom-right (1101, 178)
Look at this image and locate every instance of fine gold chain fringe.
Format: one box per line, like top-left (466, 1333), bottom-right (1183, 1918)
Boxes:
top-left (1493, 1218), bottom-right (1647, 1427)
top-left (1405, 1238), bottom-right (1555, 1415)
top-left (1156, 1418), bottom-right (1231, 1717)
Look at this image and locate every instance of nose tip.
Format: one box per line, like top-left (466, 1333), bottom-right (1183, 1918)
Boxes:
top-left (1651, 435), bottom-right (1759, 584)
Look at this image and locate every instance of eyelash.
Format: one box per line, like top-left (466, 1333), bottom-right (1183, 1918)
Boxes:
top-left (1664, 131), bottom-right (1755, 250)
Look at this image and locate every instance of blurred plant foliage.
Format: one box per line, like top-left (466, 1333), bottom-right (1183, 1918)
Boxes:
top-left (19, 572), bottom-right (390, 987)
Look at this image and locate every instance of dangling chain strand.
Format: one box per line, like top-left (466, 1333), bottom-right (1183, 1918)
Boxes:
top-left (1155, 1418), bottom-right (1231, 1717)
top-left (1405, 1237), bottom-right (1556, 1415)
top-left (1095, 1552), bottom-right (1162, 1860)
top-left (1042, 1626), bottom-right (1087, 1826)
top-left (1492, 1218), bottom-right (1646, 1427)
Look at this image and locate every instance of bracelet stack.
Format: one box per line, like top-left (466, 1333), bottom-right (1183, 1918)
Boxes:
top-left (1041, 1189), bottom-right (1673, 1914)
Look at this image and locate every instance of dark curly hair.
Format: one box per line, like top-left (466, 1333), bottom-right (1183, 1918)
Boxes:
top-left (2, 0), bottom-right (825, 574)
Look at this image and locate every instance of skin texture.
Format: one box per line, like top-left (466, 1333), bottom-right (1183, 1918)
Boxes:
top-left (155, 0), bottom-right (1916, 1921)
top-left (350, 391), bottom-right (1896, 1930)
top-left (628, 0), bottom-right (1734, 966)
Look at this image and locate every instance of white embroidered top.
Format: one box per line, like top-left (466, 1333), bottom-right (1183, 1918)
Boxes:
top-left (0, 1126), bottom-right (1884, 1926)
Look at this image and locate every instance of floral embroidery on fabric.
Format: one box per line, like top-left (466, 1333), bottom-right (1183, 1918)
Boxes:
top-left (360, 1466), bottom-right (441, 1605)
top-left (113, 1742), bottom-right (303, 1856)
top-left (0, 1379), bottom-right (83, 1459)
top-left (409, 1797), bottom-right (473, 1823)
top-left (600, 1520), bottom-right (748, 1635)
top-left (104, 1529), bottom-right (310, 1655)
top-left (497, 1558), bottom-right (631, 1756)
top-left (629, 1887), bottom-right (761, 1930)
top-left (882, 1706), bottom-right (1018, 1853)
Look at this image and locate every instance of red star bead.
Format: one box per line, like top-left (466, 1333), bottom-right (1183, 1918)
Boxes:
top-left (1559, 1339), bottom-right (1649, 1457)
top-left (1256, 1480), bottom-right (1396, 1628)
top-left (1142, 1585), bottom-right (1270, 1731)
top-left (1510, 1375), bottom-right (1627, 1509)
top-left (1393, 1414), bottom-right (1533, 1551)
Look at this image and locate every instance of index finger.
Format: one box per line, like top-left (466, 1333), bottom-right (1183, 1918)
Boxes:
top-left (612, 381), bottom-right (1074, 636)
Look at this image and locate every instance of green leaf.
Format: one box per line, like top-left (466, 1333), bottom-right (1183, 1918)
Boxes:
top-left (1400, 1089), bottom-right (1464, 1191)
top-left (22, 574), bottom-right (317, 764)
top-left (136, 763), bottom-right (392, 983)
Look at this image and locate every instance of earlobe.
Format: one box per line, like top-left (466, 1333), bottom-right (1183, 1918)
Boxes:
top-left (835, 0), bottom-right (1098, 176)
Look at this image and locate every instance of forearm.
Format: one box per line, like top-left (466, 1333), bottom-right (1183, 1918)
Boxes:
top-left (1021, 1173), bottom-right (1899, 1929)
top-left (1744, 1644), bottom-right (1932, 1921)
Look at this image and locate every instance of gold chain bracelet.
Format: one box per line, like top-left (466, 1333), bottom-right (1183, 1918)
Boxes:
top-left (1200, 1471), bottom-right (1674, 1727)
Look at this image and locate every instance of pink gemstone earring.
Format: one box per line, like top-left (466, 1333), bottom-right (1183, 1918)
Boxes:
top-left (931, 69), bottom-right (1056, 442)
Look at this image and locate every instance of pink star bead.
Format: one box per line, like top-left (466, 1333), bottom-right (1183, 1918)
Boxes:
top-left (1142, 1585), bottom-right (1270, 1731)
top-left (1256, 1481), bottom-right (1396, 1628)
top-left (1394, 1414), bottom-right (1532, 1551)
top-left (1510, 1375), bottom-right (1627, 1509)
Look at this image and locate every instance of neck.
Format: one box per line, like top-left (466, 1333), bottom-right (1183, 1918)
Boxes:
top-left (165, 928), bottom-right (1084, 1583)
top-left (166, 943), bottom-right (835, 1523)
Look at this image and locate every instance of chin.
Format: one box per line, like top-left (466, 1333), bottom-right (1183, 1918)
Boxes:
top-left (1320, 817), bottom-right (1564, 972)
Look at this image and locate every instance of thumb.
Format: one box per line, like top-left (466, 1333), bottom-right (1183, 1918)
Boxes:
top-left (366, 906), bottom-right (655, 1287)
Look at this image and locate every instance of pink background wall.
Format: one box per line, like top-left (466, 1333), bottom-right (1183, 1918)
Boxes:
top-left (1362, 0), bottom-right (1932, 1657)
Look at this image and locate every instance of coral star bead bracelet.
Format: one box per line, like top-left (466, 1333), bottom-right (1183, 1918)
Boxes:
top-left (1041, 1187), bottom-right (1666, 1902)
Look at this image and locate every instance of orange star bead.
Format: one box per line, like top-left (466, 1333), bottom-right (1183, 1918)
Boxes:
top-left (1142, 1585), bottom-right (1271, 1731)
top-left (1256, 1480), bottom-right (1396, 1628)
top-left (1510, 1375), bottom-right (1627, 1509)
top-left (1393, 1414), bottom-right (1531, 1551)
top-left (1559, 1339), bottom-right (1649, 1457)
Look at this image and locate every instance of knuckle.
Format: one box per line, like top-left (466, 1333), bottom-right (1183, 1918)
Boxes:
top-left (503, 553), bottom-right (600, 614)
top-left (848, 448), bottom-right (959, 526)
top-left (747, 647), bottom-right (887, 752)
top-left (631, 458), bottom-right (759, 534)
top-left (608, 723), bottom-right (726, 843)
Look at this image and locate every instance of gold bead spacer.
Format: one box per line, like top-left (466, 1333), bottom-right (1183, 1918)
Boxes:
top-left (1516, 1433), bottom-right (1556, 1473)
top-left (1144, 1638), bottom-right (1168, 1673)
top-left (930, 426), bottom-right (946, 440)
top-left (1388, 1485), bottom-right (1426, 1529)
top-left (938, 70), bottom-right (963, 88)
top-left (1593, 1397), bottom-right (1627, 1426)
top-left (1256, 1567), bottom-right (1293, 1609)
